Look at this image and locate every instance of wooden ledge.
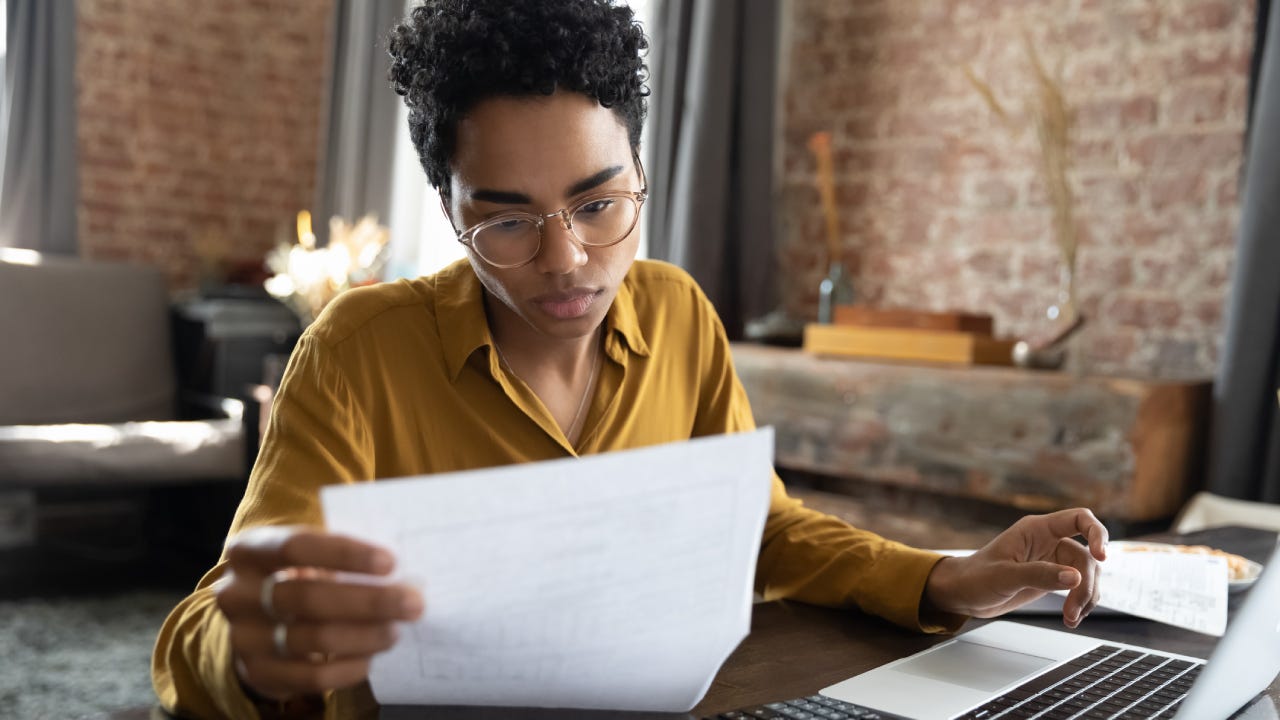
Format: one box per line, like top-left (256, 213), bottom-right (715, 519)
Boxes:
top-left (733, 344), bottom-right (1211, 524)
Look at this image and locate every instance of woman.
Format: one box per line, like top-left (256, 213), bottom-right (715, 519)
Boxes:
top-left (152, 2), bottom-right (1106, 717)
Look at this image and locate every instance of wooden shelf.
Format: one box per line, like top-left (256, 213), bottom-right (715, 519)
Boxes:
top-left (734, 344), bottom-right (1211, 524)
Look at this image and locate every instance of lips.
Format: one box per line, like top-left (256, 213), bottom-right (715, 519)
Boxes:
top-left (532, 288), bottom-right (602, 320)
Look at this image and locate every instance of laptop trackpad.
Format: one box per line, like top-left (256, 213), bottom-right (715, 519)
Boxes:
top-left (894, 640), bottom-right (1058, 693)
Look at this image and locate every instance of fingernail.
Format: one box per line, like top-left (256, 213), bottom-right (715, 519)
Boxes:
top-left (372, 550), bottom-right (395, 573)
top-left (1059, 570), bottom-right (1076, 585)
top-left (402, 592), bottom-right (424, 617)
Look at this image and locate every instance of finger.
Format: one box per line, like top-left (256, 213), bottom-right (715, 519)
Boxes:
top-left (995, 560), bottom-right (1080, 596)
top-left (215, 568), bottom-right (422, 623)
top-left (273, 579), bottom-right (424, 623)
top-left (1038, 508), bottom-right (1109, 561)
top-left (1055, 538), bottom-right (1098, 628)
top-left (982, 587), bottom-right (1052, 618)
top-left (230, 620), bottom-right (400, 661)
top-left (226, 526), bottom-right (397, 576)
top-left (237, 654), bottom-right (372, 699)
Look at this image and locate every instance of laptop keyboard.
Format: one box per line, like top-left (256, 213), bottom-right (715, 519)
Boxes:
top-left (955, 644), bottom-right (1202, 719)
top-left (707, 694), bottom-right (910, 719)
top-left (706, 644), bottom-right (1203, 720)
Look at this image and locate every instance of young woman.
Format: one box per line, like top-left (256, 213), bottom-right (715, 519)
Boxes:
top-left (153, 2), bottom-right (1106, 717)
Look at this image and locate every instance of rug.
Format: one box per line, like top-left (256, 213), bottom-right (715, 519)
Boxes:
top-left (0, 591), bottom-right (185, 720)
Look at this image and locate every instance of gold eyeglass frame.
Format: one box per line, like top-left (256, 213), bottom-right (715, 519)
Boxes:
top-left (446, 155), bottom-right (648, 269)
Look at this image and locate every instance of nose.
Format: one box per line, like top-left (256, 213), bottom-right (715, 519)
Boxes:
top-left (533, 211), bottom-right (588, 275)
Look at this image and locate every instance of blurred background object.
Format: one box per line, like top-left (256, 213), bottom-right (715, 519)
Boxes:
top-left (263, 210), bottom-right (390, 326)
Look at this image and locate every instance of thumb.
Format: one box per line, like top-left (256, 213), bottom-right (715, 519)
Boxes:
top-left (1004, 561), bottom-right (1080, 593)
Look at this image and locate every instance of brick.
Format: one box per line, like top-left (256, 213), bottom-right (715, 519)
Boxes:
top-left (1191, 297), bottom-right (1226, 328)
top-left (1125, 131), bottom-right (1243, 170)
top-left (1166, 0), bottom-right (1241, 35)
top-left (966, 248), bottom-right (1015, 277)
top-left (1165, 82), bottom-right (1232, 125)
top-left (1108, 295), bottom-right (1184, 329)
top-left (1215, 171), bottom-right (1241, 207)
top-left (1075, 95), bottom-right (1158, 135)
top-left (1072, 138), bottom-right (1120, 171)
top-left (881, 174), bottom-right (959, 211)
top-left (1083, 327), bottom-right (1138, 367)
top-left (1121, 211), bottom-right (1180, 248)
top-left (1077, 174), bottom-right (1140, 210)
top-left (1145, 337), bottom-right (1209, 378)
top-left (895, 144), bottom-right (948, 174)
top-left (1016, 248), bottom-right (1063, 287)
top-left (966, 175), bottom-right (1020, 209)
top-left (1147, 171), bottom-right (1210, 211)
top-left (1062, 17), bottom-right (1113, 53)
top-left (1112, 6), bottom-right (1161, 44)
top-left (1176, 41), bottom-right (1253, 79)
top-left (1063, 55), bottom-right (1127, 90)
top-left (1077, 250), bottom-right (1134, 290)
top-left (1135, 248), bottom-right (1199, 289)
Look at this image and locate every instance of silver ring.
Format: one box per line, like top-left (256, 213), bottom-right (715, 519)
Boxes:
top-left (273, 622), bottom-right (290, 658)
top-left (260, 573), bottom-right (280, 620)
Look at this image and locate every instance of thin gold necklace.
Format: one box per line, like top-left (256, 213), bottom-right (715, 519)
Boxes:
top-left (492, 327), bottom-right (601, 441)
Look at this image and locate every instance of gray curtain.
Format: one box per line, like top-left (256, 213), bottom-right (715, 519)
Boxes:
top-left (1207, 0), bottom-right (1280, 503)
top-left (312, 0), bottom-right (404, 245)
top-left (0, 0), bottom-right (77, 254)
top-left (647, 0), bottom-right (780, 338)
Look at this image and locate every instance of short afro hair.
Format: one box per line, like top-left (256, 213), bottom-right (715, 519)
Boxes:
top-left (388, 0), bottom-right (650, 191)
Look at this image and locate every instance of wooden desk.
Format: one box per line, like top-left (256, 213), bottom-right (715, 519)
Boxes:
top-left (99, 527), bottom-right (1278, 719)
top-left (698, 526), bottom-right (1279, 718)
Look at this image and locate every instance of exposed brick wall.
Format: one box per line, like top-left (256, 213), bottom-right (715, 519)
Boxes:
top-left (76, 0), bottom-right (334, 291)
top-left (779, 0), bottom-right (1255, 379)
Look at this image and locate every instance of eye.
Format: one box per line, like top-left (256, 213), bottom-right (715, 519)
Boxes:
top-left (489, 217), bottom-right (530, 234)
top-left (578, 198), bottom-right (615, 216)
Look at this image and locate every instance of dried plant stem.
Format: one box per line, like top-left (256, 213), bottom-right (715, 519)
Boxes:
top-left (1024, 35), bottom-right (1077, 279)
top-left (965, 34), bottom-right (1079, 311)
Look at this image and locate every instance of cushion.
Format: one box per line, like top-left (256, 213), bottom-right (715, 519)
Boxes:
top-left (0, 420), bottom-right (244, 486)
top-left (0, 256), bottom-right (176, 425)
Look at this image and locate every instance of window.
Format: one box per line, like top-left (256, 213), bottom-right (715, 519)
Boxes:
top-left (0, 0), bottom-right (8, 204)
top-left (385, 0), bottom-right (656, 279)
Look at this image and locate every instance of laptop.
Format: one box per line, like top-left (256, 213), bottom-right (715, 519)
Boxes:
top-left (736, 537), bottom-right (1280, 720)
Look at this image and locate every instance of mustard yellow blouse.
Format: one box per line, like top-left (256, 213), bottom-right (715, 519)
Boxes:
top-left (152, 259), bottom-right (960, 719)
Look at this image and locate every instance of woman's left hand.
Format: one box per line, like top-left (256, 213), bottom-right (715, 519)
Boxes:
top-left (924, 508), bottom-right (1108, 629)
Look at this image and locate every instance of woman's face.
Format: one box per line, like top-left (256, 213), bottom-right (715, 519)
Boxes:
top-left (446, 91), bottom-right (642, 342)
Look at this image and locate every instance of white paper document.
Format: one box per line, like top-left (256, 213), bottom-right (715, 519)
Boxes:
top-left (321, 429), bottom-right (775, 712)
top-left (1096, 547), bottom-right (1229, 636)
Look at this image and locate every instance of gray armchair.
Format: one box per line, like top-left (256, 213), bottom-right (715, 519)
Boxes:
top-left (0, 251), bottom-right (248, 584)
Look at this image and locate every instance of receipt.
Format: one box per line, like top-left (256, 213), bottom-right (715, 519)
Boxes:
top-left (1097, 548), bottom-right (1229, 636)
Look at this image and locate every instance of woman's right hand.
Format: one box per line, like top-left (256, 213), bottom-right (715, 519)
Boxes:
top-left (213, 526), bottom-right (424, 701)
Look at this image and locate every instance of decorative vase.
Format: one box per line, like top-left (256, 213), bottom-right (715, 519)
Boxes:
top-left (817, 261), bottom-right (855, 324)
top-left (1047, 264), bottom-right (1078, 324)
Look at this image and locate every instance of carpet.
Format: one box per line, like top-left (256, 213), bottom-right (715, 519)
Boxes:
top-left (0, 591), bottom-right (185, 720)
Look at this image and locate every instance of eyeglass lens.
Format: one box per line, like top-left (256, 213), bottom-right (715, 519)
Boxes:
top-left (472, 196), bottom-right (639, 267)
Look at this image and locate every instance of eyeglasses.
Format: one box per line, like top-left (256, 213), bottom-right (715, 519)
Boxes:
top-left (451, 158), bottom-right (648, 269)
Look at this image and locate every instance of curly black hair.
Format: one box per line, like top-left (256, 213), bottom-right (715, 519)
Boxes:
top-left (388, 0), bottom-right (650, 192)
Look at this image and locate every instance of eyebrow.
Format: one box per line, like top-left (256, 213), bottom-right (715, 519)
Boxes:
top-left (471, 165), bottom-right (626, 205)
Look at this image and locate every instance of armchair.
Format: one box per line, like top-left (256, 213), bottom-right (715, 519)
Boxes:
top-left (0, 251), bottom-right (249, 587)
